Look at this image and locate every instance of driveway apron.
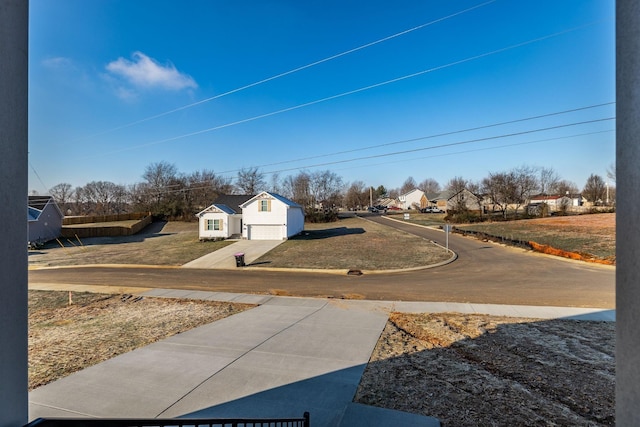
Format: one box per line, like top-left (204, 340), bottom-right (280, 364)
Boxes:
top-left (182, 240), bottom-right (285, 269)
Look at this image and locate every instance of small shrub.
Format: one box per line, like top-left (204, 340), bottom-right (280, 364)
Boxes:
top-left (305, 209), bottom-right (339, 223)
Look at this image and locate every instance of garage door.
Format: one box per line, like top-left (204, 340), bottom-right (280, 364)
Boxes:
top-left (248, 225), bottom-right (283, 240)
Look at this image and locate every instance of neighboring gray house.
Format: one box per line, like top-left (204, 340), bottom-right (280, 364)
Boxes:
top-left (28, 196), bottom-right (63, 243)
top-left (430, 189), bottom-right (483, 213)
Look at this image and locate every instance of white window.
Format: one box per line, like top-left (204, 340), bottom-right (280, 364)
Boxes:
top-left (259, 200), bottom-right (271, 212)
top-left (206, 219), bottom-right (222, 230)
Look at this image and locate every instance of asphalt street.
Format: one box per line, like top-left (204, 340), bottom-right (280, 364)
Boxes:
top-left (29, 215), bottom-right (615, 308)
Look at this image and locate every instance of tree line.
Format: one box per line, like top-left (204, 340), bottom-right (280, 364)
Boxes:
top-left (45, 161), bottom-right (614, 220)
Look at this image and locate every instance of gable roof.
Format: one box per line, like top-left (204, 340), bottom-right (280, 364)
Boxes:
top-left (399, 188), bottom-right (424, 198)
top-left (196, 203), bottom-right (241, 217)
top-left (28, 195), bottom-right (55, 210)
top-left (27, 196), bottom-right (63, 221)
top-left (239, 191), bottom-right (302, 209)
top-left (530, 193), bottom-right (583, 201)
top-left (212, 194), bottom-right (255, 214)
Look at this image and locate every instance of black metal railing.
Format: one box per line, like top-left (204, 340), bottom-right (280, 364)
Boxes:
top-left (25, 412), bottom-right (310, 427)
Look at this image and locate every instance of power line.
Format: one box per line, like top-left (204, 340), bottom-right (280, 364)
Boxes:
top-left (216, 102), bottom-right (614, 174)
top-left (73, 0), bottom-right (497, 142)
top-left (127, 111), bottom-right (615, 194)
top-left (28, 161), bottom-right (50, 194)
top-left (330, 129), bottom-right (616, 174)
top-left (261, 117), bottom-right (614, 175)
top-left (86, 20), bottom-right (604, 159)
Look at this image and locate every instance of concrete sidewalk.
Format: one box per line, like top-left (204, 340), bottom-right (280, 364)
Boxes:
top-left (28, 286), bottom-right (615, 426)
top-left (28, 293), bottom-right (438, 426)
top-left (182, 239), bottom-right (285, 269)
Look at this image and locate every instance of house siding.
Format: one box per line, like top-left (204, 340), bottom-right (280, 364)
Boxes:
top-left (241, 192), bottom-right (304, 240)
top-left (399, 189), bottom-right (427, 210)
top-left (286, 206), bottom-right (305, 237)
top-left (28, 200), bottom-right (63, 243)
top-left (197, 210), bottom-right (242, 240)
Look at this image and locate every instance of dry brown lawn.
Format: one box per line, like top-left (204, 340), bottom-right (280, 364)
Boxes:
top-left (253, 216), bottom-right (451, 270)
top-left (28, 221), bottom-right (234, 267)
top-left (455, 213), bottom-right (615, 262)
top-left (28, 290), bottom-right (253, 390)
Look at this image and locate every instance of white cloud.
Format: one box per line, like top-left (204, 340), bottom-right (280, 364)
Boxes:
top-left (106, 51), bottom-right (197, 91)
top-left (42, 56), bottom-right (74, 69)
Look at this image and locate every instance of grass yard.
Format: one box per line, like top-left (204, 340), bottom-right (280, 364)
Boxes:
top-left (252, 216), bottom-right (451, 270)
top-left (28, 290), bottom-right (253, 390)
top-left (454, 213), bottom-right (616, 262)
top-left (28, 221), bottom-right (234, 267)
top-left (393, 212), bottom-right (448, 227)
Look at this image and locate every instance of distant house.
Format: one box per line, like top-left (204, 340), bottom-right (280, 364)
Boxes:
top-left (398, 189), bottom-right (428, 210)
top-left (528, 193), bottom-right (584, 214)
top-left (28, 196), bottom-right (63, 243)
top-left (196, 192), bottom-right (305, 241)
top-left (430, 189), bottom-right (482, 213)
top-left (376, 197), bottom-right (399, 209)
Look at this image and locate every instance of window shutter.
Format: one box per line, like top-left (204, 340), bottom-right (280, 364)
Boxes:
top-left (267, 199), bottom-right (272, 212)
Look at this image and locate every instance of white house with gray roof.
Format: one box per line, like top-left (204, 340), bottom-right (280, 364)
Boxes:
top-left (239, 192), bottom-right (305, 240)
top-left (196, 192), bottom-right (304, 241)
top-left (196, 194), bottom-right (252, 240)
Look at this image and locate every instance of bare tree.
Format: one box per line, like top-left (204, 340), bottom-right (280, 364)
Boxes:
top-left (538, 167), bottom-right (561, 196)
top-left (418, 178), bottom-right (440, 194)
top-left (269, 172), bottom-right (282, 195)
top-left (49, 182), bottom-right (73, 213)
top-left (71, 186), bottom-right (88, 215)
top-left (184, 169), bottom-right (232, 212)
top-left (308, 170), bottom-right (343, 209)
top-left (482, 172), bottom-right (514, 218)
top-left (281, 171), bottom-right (311, 207)
top-left (512, 165), bottom-right (539, 216)
top-left (75, 181), bottom-right (123, 215)
top-left (552, 179), bottom-right (579, 195)
top-left (235, 167), bottom-right (265, 194)
top-left (141, 161), bottom-right (180, 215)
top-left (399, 176), bottom-right (418, 195)
top-left (606, 163), bottom-right (616, 183)
top-left (583, 174), bottom-right (606, 204)
top-left (445, 176), bottom-right (469, 212)
top-left (344, 181), bottom-right (368, 210)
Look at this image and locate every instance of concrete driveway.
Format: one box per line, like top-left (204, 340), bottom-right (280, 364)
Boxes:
top-left (182, 239), bottom-right (285, 269)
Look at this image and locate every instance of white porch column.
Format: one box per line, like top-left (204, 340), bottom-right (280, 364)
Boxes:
top-left (0, 0), bottom-right (29, 426)
top-left (616, 0), bottom-right (640, 424)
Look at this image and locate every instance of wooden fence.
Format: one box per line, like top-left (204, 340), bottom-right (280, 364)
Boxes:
top-left (60, 214), bottom-right (152, 238)
top-left (62, 212), bottom-right (150, 225)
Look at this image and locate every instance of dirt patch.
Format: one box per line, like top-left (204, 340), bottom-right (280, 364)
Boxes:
top-left (456, 213), bottom-right (615, 263)
top-left (356, 312), bottom-right (614, 426)
top-left (28, 290), bottom-right (253, 390)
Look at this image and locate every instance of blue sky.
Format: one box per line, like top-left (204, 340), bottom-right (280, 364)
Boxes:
top-left (28, 0), bottom-right (615, 194)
